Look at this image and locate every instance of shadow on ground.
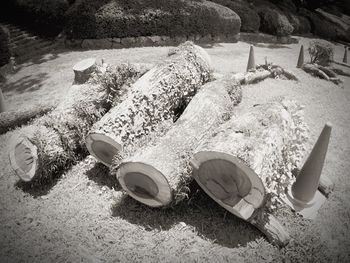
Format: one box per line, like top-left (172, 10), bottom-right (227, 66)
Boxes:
top-left (15, 176), bottom-right (60, 197)
top-left (86, 161), bottom-right (121, 190)
top-left (111, 181), bottom-right (261, 248)
top-left (3, 72), bottom-right (49, 93)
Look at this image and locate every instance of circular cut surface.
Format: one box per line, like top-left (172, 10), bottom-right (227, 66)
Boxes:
top-left (86, 133), bottom-right (122, 166)
top-left (191, 151), bottom-right (265, 219)
top-left (198, 159), bottom-right (252, 207)
top-left (9, 136), bottom-right (38, 182)
top-left (72, 58), bottom-right (96, 71)
top-left (117, 162), bottom-right (172, 207)
top-left (124, 172), bottom-right (159, 199)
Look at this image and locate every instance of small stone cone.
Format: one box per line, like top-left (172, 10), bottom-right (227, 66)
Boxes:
top-left (291, 123), bottom-right (332, 204)
top-left (296, 45), bottom-right (304, 68)
top-left (0, 88), bottom-right (6, 113)
top-left (343, 47), bottom-right (348, 64)
top-left (246, 45), bottom-right (256, 72)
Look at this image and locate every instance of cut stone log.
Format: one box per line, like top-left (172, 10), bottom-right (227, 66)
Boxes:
top-left (302, 63), bottom-right (343, 85)
top-left (227, 64), bottom-right (298, 87)
top-left (329, 67), bottom-right (350, 77)
top-left (73, 58), bottom-right (97, 84)
top-left (303, 63), bottom-right (330, 80)
top-left (114, 76), bottom-right (242, 207)
top-left (9, 63), bottom-right (145, 183)
top-left (0, 103), bottom-right (56, 134)
top-left (243, 70), bottom-right (271, 84)
top-left (191, 98), bottom-right (309, 246)
top-left (86, 42), bottom-right (212, 167)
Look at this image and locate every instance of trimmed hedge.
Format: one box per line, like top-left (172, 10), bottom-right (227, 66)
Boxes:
top-left (285, 13), bottom-right (311, 35)
top-left (299, 8), bottom-right (338, 40)
top-left (0, 26), bottom-right (11, 67)
top-left (257, 7), bottom-right (294, 36)
top-left (65, 0), bottom-right (241, 39)
top-left (210, 0), bottom-right (260, 32)
top-left (1, 0), bottom-right (70, 37)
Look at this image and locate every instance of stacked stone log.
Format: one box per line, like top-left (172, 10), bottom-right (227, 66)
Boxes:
top-left (86, 42), bottom-right (212, 167)
top-left (114, 76), bottom-right (242, 207)
top-left (191, 98), bottom-right (309, 246)
top-left (0, 103), bottom-right (56, 134)
top-left (9, 63), bottom-right (146, 183)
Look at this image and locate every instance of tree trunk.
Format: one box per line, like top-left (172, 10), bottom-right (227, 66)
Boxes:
top-left (114, 76), bottom-right (242, 207)
top-left (86, 42), bottom-right (212, 167)
top-left (9, 63), bottom-right (145, 183)
top-left (0, 103), bottom-right (56, 134)
top-left (191, 98), bottom-right (309, 246)
top-left (73, 58), bottom-right (97, 84)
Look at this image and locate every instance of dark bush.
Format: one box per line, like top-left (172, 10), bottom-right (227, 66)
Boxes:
top-left (257, 7), bottom-right (294, 36)
top-left (210, 0), bottom-right (260, 32)
top-left (271, 0), bottom-right (298, 13)
top-left (308, 40), bottom-right (334, 66)
top-left (0, 26), bottom-right (11, 67)
top-left (285, 13), bottom-right (311, 34)
top-left (1, 0), bottom-right (70, 37)
top-left (299, 8), bottom-right (337, 40)
top-left (65, 0), bottom-right (241, 39)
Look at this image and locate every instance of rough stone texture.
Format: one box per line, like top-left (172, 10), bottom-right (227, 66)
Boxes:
top-left (148, 36), bottom-right (162, 44)
top-left (65, 32), bottom-right (241, 50)
top-left (121, 37), bottom-right (137, 47)
top-left (9, 63), bottom-right (146, 183)
top-left (194, 98), bottom-right (309, 210)
top-left (81, 39), bottom-right (112, 49)
top-left (115, 76), bottom-right (242, 207)
top-left (64, 38), bottom-right (83, 48)
top-left (87, 42), bottom-right (212, 167)
top-left (239, 33), bottom-right (298, 44)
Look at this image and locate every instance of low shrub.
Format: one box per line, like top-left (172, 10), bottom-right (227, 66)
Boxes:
top-left (0, 26), bottom-right (11, 67)
top-left (65, 0), bottom-right (240, 39)
top-left (210, 0), bottom-right (260, 32)
top-left (257, 7), bottom-right (294, 36)
top-left (308, 40), bottom-right (334, 66)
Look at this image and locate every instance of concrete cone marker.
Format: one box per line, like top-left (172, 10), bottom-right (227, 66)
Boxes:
top-left (284, 123), bottom-right (332, 219)
top-left (343, 47), bottom-right (348, 64)
top-left (246, 45), bottom-right (256, 72)
top-left (0, 88), bottom-right (6, 113)
top-left (297, 45), bottom-right (304, 68)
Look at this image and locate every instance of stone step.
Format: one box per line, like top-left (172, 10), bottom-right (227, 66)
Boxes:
top-left (13, 38), bottom-right (49, 50)
top-left (12, 41), bottom-right (54, 57)
top-left (10, 36), bottom-right (39, 47)
top-left (18, 43), bottom-right (60, 62)
top-left (10, 33), bottom-right (35, 42)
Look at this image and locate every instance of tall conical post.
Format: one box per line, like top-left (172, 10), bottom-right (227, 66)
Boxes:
top-left (292, 123), bottom-right (331, 203)
top-left (246, 45), bottom-right (256, 72)
top-left (284, 123), bottom-right (331, 219)
top-left (0, 88), bottom-right (6, 113)
top-left (296, 45), bottom-right (304, 68)
top-left (343, 46), bottom-right (348, 64)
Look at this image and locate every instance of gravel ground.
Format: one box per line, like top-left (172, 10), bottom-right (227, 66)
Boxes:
top-left (0, 37), bottom-right (349, 262)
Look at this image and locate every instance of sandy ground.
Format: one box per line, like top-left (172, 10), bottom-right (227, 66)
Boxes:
top-left (0, 37), bottom-right (349, 262)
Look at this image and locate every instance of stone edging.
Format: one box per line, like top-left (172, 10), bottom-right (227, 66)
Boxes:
top-left (239, 32), bottom-right (299, 44)
top-left (63, 34), bottom-right (240, 49)
top-left (62, 32), bottom-right (299, 50)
